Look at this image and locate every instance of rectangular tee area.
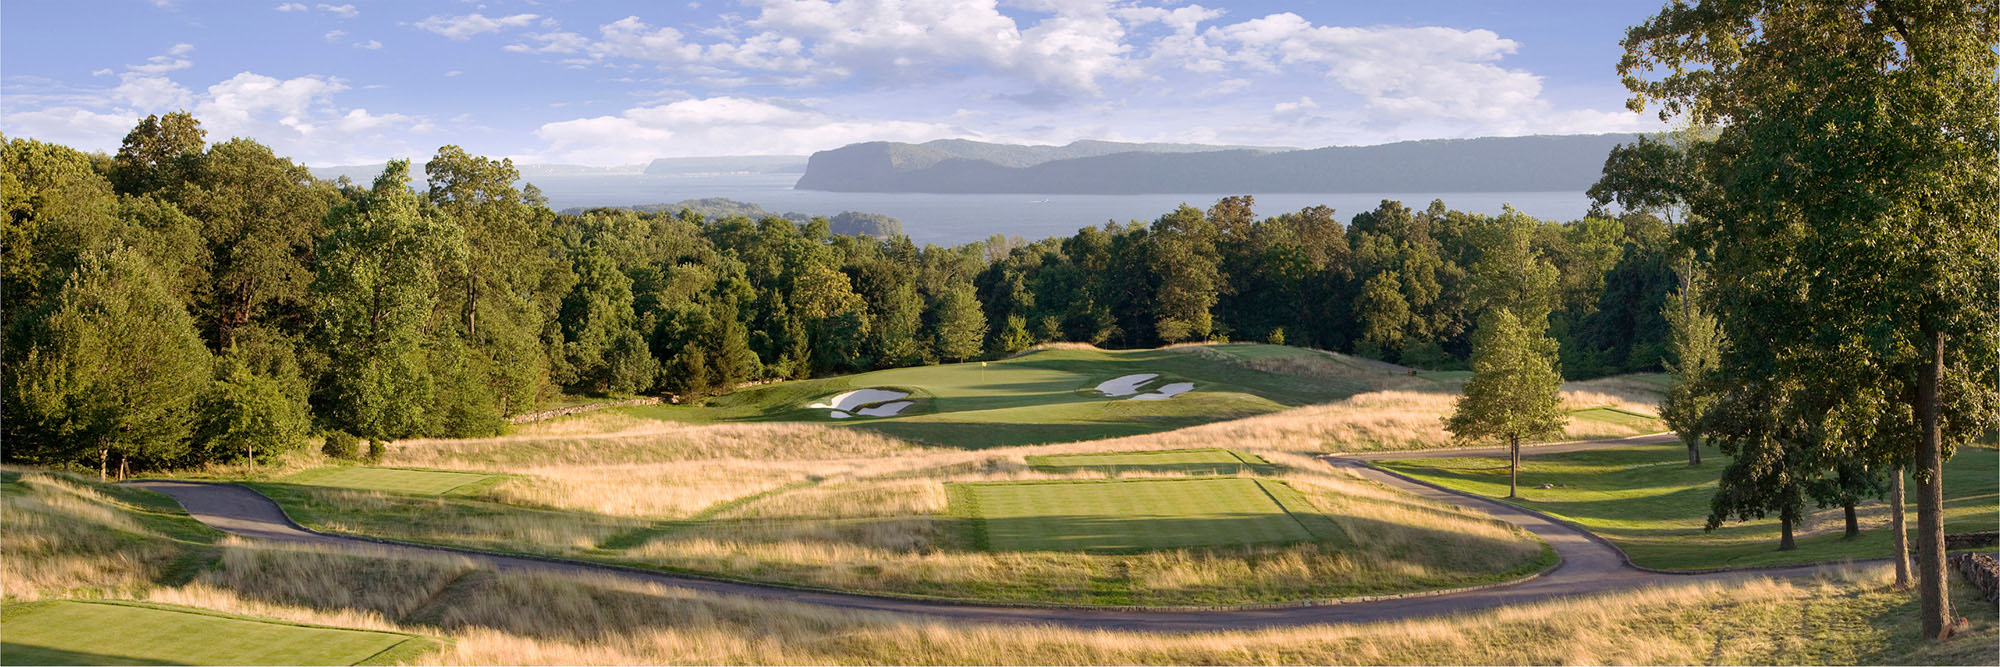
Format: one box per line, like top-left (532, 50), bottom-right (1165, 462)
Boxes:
top-left (954, 478), bottom-right (1318, 553)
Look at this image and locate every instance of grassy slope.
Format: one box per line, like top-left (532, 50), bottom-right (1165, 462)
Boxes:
top-left (1026, 448), bottom-right (1275, 475)
top-left (0, 470), bottom-right (445, 665)
top-left (626, 345), bottom-right (1373, 447)
top-left (0, 600), bottom-right (431, 666)
top-left (1378, 442), bottom-right (1999, 570)
top-left (277, 467), bottom-right (505, 496)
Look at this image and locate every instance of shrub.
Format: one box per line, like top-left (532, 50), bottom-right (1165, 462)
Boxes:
top-left (321, 431), bottom-right (361, 460)
top-left (366, 439), bottom-right (386, 462)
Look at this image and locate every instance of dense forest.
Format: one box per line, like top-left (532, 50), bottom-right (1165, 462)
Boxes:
top-left (1, 111), bottom-right (1678, 473)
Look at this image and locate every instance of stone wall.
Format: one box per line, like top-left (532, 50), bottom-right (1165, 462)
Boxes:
top-left (1949, 552), bottom-right (1998, 604)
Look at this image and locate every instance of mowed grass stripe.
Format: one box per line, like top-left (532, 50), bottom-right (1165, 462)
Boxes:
top-left (282, 467), bottom-right (499, 496)
top-left (0, 600), bottom-right (435, 666)
top-left (958, 478), bottom-right (1313, 553)
top-left (1568, 406), bottom-right (1658, 428)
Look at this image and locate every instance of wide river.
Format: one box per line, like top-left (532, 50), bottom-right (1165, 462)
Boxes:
top-left (526, 172), bottom-right (1594, 247)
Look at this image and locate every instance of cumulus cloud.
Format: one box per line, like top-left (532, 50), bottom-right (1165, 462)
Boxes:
top-left (275, 2), bottom-right (306, 11)
top-left (416, 13), bottom-right (541, 40)
top-left (353, 39), bottom-right (383, 50)
top-left (531, 96), bottom-right (961, 164)
top-left (316, 3), bottom-right (357, 18)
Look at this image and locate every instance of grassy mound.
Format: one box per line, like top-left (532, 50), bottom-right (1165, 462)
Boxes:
top-left (1377, 442), bottom-right (1999, 570)
top-left (0, 599), bottom-right (436, 666)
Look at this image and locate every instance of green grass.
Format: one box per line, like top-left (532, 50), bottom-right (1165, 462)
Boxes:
top-left (1377, 442), bottom-right (2000, 570)
top-left (1026, 448), bottom-right (1276, 475)
top-left (1569, 406), bottom-right (1659, 428)
top-left (952, 478), bottom-right (1343, 553)
top-left (0, 600), bottom-right (438, 666)
top-left (1415, 370), bottom-right (1474, 382)
top-left (622, 345), bottom-right (1381, 448)
top-left (276, 467), bottom-right (503, 496)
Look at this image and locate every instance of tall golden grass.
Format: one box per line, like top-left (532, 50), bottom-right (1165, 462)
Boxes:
top-left (1, 470), bottom-right (202, 600)
top-left (146, 544), bottom-right (2000, 666)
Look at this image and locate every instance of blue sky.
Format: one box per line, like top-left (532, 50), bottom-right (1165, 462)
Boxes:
top-left (2, 1), bottom-right (1670, 166)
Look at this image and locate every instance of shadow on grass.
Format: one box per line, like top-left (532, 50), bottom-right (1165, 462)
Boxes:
top-left (0, 643), bottom-right (178, 666)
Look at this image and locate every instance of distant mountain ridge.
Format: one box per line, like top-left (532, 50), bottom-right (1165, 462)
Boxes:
top-left (794, 134), bottom-right (1643, 194)
top-left (642, 156), bottom-right (806, 175)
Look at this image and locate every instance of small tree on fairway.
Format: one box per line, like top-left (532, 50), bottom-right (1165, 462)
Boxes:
top-left (1445, 308), bottom-right (1567, 498)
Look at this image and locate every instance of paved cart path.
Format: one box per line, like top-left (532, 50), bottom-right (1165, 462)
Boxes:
top-left (129, 433), bottom-right (1849, 631)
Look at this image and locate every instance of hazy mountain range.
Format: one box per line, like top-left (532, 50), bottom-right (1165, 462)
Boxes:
top-left (792, 134), bottom-right (1643, 194)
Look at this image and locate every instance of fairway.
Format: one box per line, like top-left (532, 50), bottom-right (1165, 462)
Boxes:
top-left (955, 478), bottom-right (1326, 552)
top-left (1378, 443), bottom-right (2000, 570)
top-left (0, 600), bottom-right (435, 666)
top-left (624, 345), bottom-right (1380, 447)
top-left (280, 466), bottom-right (499, 495)
top-left (1568, 406), bottom-right (1657, 428)
top-left (1026, 448), bottom-right (1275, 475)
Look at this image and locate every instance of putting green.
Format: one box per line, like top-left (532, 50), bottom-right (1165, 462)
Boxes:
top-left (1026, 448), bottom-right (1274, 475)
top-left (953, 478), bottom-right (1343, 552)
top-left (627, 345), bottom-right (1381, 447)
top-left (0, 600), bottom-right (436, 666)
top-left (280, 467), bottom-right (499, 496)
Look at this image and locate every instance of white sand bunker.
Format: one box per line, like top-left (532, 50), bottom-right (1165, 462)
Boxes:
top-left (809, 389), bottom-right (912, 419)
top-left (1095, 373), bottom-right (1158, 396)
top-left (1128, 382), bottom-right (1194, 401)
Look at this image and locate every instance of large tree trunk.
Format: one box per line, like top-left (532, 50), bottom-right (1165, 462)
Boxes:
top-left (1891, 467), bottom-right (1910, 589)
top-left (1914, 329), bottom-right (1950, 640)
top-left (1687, 438), bottom-right (1702, 466)
top-left (1508, 435), bottom-right (1520, 499)
top-left (1843, 502), bottom-right (1859, 539)
top-left (1779, 514), bottom-right (1796, 551)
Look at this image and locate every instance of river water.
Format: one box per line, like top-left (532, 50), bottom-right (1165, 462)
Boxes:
top-left (525, 172), bottom-right (1594, 246)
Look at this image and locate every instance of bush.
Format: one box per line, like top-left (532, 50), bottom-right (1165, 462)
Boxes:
top-left (366, 439), bottom-right (386, 462)
top-left (321, 431), bottom-right (360, 460)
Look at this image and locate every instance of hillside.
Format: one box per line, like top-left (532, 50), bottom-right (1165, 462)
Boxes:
top-left (794, 133), bottom-right (1643, 194)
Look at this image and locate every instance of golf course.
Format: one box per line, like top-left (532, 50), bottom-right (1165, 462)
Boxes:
top-left (3, 341), bottom-right (1994, 664)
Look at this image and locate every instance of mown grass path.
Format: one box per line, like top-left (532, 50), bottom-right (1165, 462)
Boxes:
top-left (126, 432), bottom-right (1863, 632)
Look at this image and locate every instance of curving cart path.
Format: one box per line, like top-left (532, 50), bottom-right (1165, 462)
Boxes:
top-left (128, 433), bottom-right (1849, 631)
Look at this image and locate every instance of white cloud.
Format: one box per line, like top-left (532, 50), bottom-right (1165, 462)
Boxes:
top-left (113, 74), bottom-right (192, 109)
top-left (196, 72), bottom-right (348, 129)
top-left (275, 2), bottom-right (307, 11)
top-left (353, 39), bottom-right (383, 50)
top-left (1, 107), bottom-right (144, 150)
top-left (324, 29), bottom-right (347, 42)
top-left (316, 3), bottom-right (357, 18)
top-left (416, 13), bottom-right (540, 40)
top-left (531, 96), bottom-right (961, 164)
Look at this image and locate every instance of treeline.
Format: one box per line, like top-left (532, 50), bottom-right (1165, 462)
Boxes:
top-left (1, 111), bottom-right (1678, 475)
